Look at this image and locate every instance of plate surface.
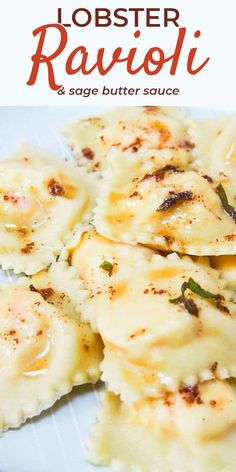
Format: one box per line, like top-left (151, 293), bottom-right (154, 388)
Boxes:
top-left (0, 106), bottom-right (232, 472)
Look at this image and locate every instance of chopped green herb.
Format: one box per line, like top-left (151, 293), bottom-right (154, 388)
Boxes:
top-left (170, 279), bottom-right (199, 316)
top-left (156, 191), bottom-right (193, 212)
top-left (100, 260), bottom-right (114, 276)
top-left (170, 277), bottom-right (229, 315)
top-left (215, 184), bottom-right (236, 222)
top-left (185, 278), bottom-right (220, 300)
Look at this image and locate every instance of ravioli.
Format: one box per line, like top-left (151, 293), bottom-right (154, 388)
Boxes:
top-left (0, 284), bottom-right (103, 431)
top-left (63, 106), bottom-right (194, 171)
top-left (88, 380), bottom-right (236, 472)
top-left (189, 114), bottom-right (236, 178)
top-left (94, 150), bottom-right (236, 256)
top-left (82, 253), bottom-right (236, 399)
top-left (70, 226), bottom-right (155, 330)
top-left (0, 144), bottom-right (97, 274)
top-left (210, 256), bottom-right (236, 290)
top-left (2, 106), bottom-right (236, 467)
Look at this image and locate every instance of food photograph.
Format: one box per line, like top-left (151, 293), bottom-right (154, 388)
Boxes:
top-left (0, 106), bottom-right (235, 471)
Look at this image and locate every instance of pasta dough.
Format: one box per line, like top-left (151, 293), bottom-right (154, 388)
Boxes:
top-left (82, 253), bottom-right (236, 399)
top-left (189, 114), bottom-right (236, 178)
top-left (19, 260), bottom-right (88, 323)
top-left (63, 106), bottom-right (194, 171)
top-left (210, 256), bottom-right (236, 291)
top-left (94, 150), bottom-right (236, 256)
top-left (0, 144), bottom-right (97, 274)
top-left (0, 284), bottom-right (103, 431)
top-left (88, 381), bottom-right (236, 472)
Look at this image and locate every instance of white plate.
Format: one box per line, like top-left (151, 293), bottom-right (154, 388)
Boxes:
top-left (0, 106), bottom-right (232, 472)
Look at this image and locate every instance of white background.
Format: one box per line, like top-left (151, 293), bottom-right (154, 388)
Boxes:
top-left (0, 0), bottom-right (235, 106)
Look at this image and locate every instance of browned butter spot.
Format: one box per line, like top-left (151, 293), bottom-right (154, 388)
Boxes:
top-left (129, 328), bottom-right (146, 339)
top-left (179, 140), bottom-right (195, 150)
top-left (21, 242), bottom-right (35, 254)
top-left (30, 284), bottom-right (54, 301)
top-left (179, 384), bottom-right (202, 405)
top-left (47, 177), bottom-right (76, 199)
top-left (48, 179), bottom-right (65, 197)
top-left (82, 147), bottom-right (94, 160)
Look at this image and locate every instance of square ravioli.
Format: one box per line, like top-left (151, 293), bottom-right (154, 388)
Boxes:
top-left (71, 230), bottom-right (236, 399)
top-left (94, 149), bottom-right (236, 256)
top-left (63, 106), bottom-right (194, 171)
top-left (88, 381), bottom-right (236, 472)
top-left (0, 144), bottom-right (98, 274)
top-left (93, 249), bottom-right (236, 397)
top-left (0, 283), bottom-right (103, 431)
